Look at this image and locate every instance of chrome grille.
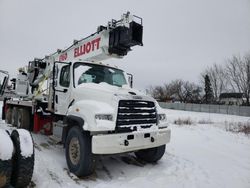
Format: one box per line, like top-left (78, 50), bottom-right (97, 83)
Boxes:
top-left (116, 100), bottom-right (157, 132)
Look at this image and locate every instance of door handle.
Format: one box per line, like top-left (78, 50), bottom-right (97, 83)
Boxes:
top-left (55, 88), bottom-right (68, 93)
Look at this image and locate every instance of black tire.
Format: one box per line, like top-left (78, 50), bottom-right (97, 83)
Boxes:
top-left (0, 159), bottom-right (12, 188)
top-left (11, 107), bottom-right (18, 127)
top-left (5, 107), bottom-right (12, 124)
top-left (0, 130), bottom-right (14, 188)
top-left (10, 129), bottom-right (34, 188)
top-left (17, 108), bottom-right (31, 130)
top-left (65, 126), bottom-right (95, 177)
top-left (135, 145), bottom-right (166, 163)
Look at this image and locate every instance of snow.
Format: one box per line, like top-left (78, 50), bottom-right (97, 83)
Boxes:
top-left (165, 108), bottom-right (250, 124)
top-left (0, 129), bottom-right (14, 160)
top-left (0, 101), bottom-right (250, 187)
top-left (17, 129), bottom-right (34, 158)
top-left (77, 82), bottom-right (121, 93)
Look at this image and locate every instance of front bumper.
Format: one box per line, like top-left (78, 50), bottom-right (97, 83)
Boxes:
top-left (92, 128), bottom-right (171, 154)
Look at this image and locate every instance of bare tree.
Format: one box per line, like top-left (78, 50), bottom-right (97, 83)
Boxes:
top-left (167, 79), bottom-right (183, 101)
top-left (147, 79), bottom-right (202, 103)
top-left (188, 83), bottom-right (202, 103)
top-left (179, 81), bottom-right (202, 103)
top-left (147, 85), bottom-right (167, 102)
top-left (225, 54), bottom-right (250, 105)
top-left (201, 63), bottom-right (228, 100)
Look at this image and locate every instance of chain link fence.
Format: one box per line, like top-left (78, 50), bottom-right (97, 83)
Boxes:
top-left (159, 102), bottom-right (250, 117)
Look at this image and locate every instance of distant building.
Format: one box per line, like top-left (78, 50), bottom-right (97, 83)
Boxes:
top-left (219, 93), bottom-right (245, 105)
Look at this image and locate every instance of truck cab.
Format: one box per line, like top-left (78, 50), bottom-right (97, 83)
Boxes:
top-left (51, 61), bottom-right (171, 176)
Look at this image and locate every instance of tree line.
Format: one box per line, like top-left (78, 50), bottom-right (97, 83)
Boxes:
top-left (148, 53), bottom-right (250, 105)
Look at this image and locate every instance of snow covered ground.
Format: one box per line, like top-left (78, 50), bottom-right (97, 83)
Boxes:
top-left (0, 102), bottom-right (250, 188)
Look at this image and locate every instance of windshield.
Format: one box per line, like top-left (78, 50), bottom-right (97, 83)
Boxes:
top-left (74, 63), bottom-right (127, 87)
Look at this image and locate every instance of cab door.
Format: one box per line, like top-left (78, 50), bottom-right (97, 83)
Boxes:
top-left (53, 62), bottom-right (72, 115)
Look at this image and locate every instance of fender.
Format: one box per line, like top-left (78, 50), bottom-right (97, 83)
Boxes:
top-left (62, 115), bottom-right (85, 145)
top-left (67, 100), bottom-right (116, 131)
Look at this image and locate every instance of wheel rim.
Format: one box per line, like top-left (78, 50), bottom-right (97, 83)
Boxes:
top-left (69, 137), bottom-right (81, 165)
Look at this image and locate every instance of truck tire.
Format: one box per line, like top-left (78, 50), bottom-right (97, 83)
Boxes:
top-left (5, 107), bottom-right (12, 124)
top-left (135, 145), bottom-right (166, 163)
top-left (10, 129), bottom-right (34, 188)
top-left (11, 107), bottom-right (18, 127)
top-left (0, 130), bottom-right (14, 188)
top-left (17, 108), bottom-right (30, 130)
top-left (0, 159), bottom-right (12, 188)
top-left (65, 126), bottom-right (96, 177)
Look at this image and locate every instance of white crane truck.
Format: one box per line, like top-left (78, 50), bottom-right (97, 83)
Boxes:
top-left (0, 12), bottom-right (171, 177)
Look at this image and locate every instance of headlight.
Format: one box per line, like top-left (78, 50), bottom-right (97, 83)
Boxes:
top-left (95, 114), bottom-right (113, 121)
top-left (158, 114), bottom-right (167, 121)
top-left (157, 113), bottom-right (168, 128)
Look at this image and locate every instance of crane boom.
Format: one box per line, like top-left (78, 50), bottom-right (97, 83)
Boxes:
top-left (50, 11), bottom-right (142, 63)
top-left (28, 12), bottom-right (143, 93)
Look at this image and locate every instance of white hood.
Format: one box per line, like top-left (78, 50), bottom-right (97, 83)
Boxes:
top-left (68, 82), bottom-right (158, 132)
top-left (72, 82), bottom-right (154, 104)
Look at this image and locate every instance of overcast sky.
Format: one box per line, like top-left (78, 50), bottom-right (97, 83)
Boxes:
top-left (0, 0), bottom-right (250, 90)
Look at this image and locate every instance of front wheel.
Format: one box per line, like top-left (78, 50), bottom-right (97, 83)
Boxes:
top-left (65, 126), bottom-right (95, 177)
top-left (135, 145), bottom-right (166, 163)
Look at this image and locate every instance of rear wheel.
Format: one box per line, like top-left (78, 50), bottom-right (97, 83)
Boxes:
top-left (0, 130), bottom-right (14, 188)
top-left (5, 107), bottom-right (12, 124)
top-left (17, 108), bottom-right (31, 130)
top-left (135, 145), bottom-right (166, 163)
top-left (65, 126), bottom-right (95, 177)
top-left (10, 129), bottom-right (34, 188)
top-left (11, 107), bottom-right (18, 127)
top-left (0, 159), bottom-right (12, 188)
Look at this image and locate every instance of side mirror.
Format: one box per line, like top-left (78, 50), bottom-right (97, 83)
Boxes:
top-left (0, 70), bottom-right (9, 96)
top-left (127, 73), bottom-right (133, 88)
